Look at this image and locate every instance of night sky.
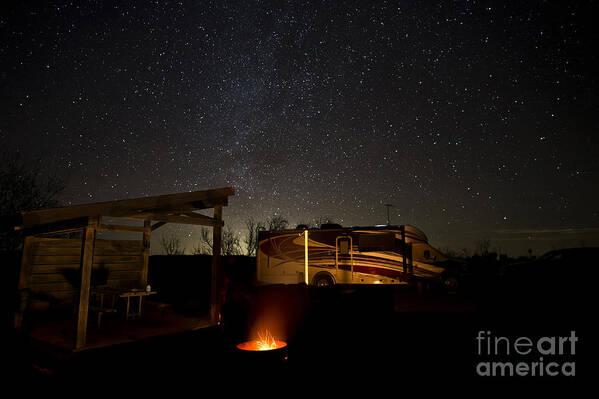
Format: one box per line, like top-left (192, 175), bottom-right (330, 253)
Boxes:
top-left (2, 1), bottom-right (598, 255)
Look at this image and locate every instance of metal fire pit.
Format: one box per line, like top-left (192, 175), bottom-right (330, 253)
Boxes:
top-left (235, 339), bottom-right (288, 366)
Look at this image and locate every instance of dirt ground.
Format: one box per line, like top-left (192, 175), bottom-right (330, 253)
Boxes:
top-left (5, 282), bottom-right (593, 390)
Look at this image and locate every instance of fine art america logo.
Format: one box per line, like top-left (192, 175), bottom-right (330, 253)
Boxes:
top-left (476, 331), bottom-right (577, 377)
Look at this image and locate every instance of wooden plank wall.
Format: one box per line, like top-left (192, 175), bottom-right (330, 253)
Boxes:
top-left (26, 237), bottom-right (144, 305)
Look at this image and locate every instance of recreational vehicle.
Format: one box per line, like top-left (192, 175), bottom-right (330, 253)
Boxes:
top-left (256, 224), bottom-right (449, 286)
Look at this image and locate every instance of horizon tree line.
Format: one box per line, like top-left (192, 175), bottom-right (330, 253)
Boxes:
top-left (158, 214), bottom-right (339, 256)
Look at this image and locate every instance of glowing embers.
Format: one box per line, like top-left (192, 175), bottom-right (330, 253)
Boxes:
top-left (236, 330), bottom-right (287, 352)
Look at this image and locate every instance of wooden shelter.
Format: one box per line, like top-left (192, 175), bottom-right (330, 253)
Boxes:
top-left (11, 187), bottom-right (235, 350)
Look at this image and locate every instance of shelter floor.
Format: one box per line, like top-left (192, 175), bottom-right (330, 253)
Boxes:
top-left (26, 308), bottom-right (212, 351)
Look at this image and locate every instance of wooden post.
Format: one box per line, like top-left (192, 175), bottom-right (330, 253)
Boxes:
top-left (209, 205), bottom-right (223, 325)
top-left (140, 220), bottom-right (151, 287)
top-left (75, 216), bottom-right (98, 350)
top-left (14, 236), bottom-right (35, 330)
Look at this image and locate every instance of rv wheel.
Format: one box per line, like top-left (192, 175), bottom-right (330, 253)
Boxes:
top-left (313, 273), bottom-right (335, 286)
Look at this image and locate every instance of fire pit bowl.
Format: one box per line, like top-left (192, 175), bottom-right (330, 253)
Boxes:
top-left (236, 340), bottom-right (287, 352)
top-left (235, 332), bottom-right (289, 367)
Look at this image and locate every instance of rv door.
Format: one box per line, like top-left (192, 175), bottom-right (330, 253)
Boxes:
top-left (335, 236), bottom-right (354, 282)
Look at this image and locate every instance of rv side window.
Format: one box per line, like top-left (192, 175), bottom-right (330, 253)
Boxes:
top-left (358, 233), bottom-right (394, 252)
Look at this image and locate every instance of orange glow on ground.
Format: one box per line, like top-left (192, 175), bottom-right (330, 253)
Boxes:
top-left (236, 330), bottom-right (287, 351)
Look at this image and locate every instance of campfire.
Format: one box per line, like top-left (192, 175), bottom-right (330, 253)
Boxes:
top-left (236, 330), bottom-right (287, 351)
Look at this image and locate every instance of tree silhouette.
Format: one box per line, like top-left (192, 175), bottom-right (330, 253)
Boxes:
top-left (243, 217), bottom-right (265, 256)
top-left (266, 215), bottom-right (288, 231)
top-left (0, 154), bottom-right (64, 251)
top-left (196, 226), bottom-right (241, 255)
top-left (160, 232), bottom-right (185, 255)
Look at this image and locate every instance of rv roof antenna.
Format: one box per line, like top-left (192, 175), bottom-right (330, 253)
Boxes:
top-left (384, 204), bottom-right (394, 225)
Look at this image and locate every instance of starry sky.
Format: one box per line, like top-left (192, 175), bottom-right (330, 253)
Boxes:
top-left (2, 1), bottom-right (598, 256)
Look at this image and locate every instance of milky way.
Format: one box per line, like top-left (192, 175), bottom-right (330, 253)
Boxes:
top-left (2, 1), bottom-right (598, 255)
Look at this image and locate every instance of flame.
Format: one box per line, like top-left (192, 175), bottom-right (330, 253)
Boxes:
top-left (256, 330), bottom-right (278, 351)
top-left (236, 330), bottom-right (287, 351)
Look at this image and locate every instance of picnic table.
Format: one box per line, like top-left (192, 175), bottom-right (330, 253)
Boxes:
top-left (91, 286), bottom-right (157, 321)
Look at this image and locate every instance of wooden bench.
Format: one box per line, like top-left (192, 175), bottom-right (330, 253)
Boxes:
top-left (89, 305), bottom-right (118, 328)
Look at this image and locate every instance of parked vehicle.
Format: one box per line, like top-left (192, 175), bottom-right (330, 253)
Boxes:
top-left (502, 247), bottom-right (599, 289)
top-left (256, 224), bottom-right (450, 287)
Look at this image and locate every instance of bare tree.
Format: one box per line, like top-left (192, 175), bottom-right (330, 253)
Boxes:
top-left (222, 227), bottom-right (242, 255)
top-left (191, 241), bottom-right (209, 255)
top-left (439, 246), bottom-right (457, 258)
top-left (474, 238), bottom-right (491, 256)
top-left (197, 226), bottom-right (241, 255)
top-left (160, 232), bottom-right (184, 255)
top-left (244, 217), bottom-right (265, 256)
top-left (0, 155), bottom-right (65, 251)
top-left (197, 227), bottom-right (214, 254)
top-left (267, 215), bottom-right (288, 231)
